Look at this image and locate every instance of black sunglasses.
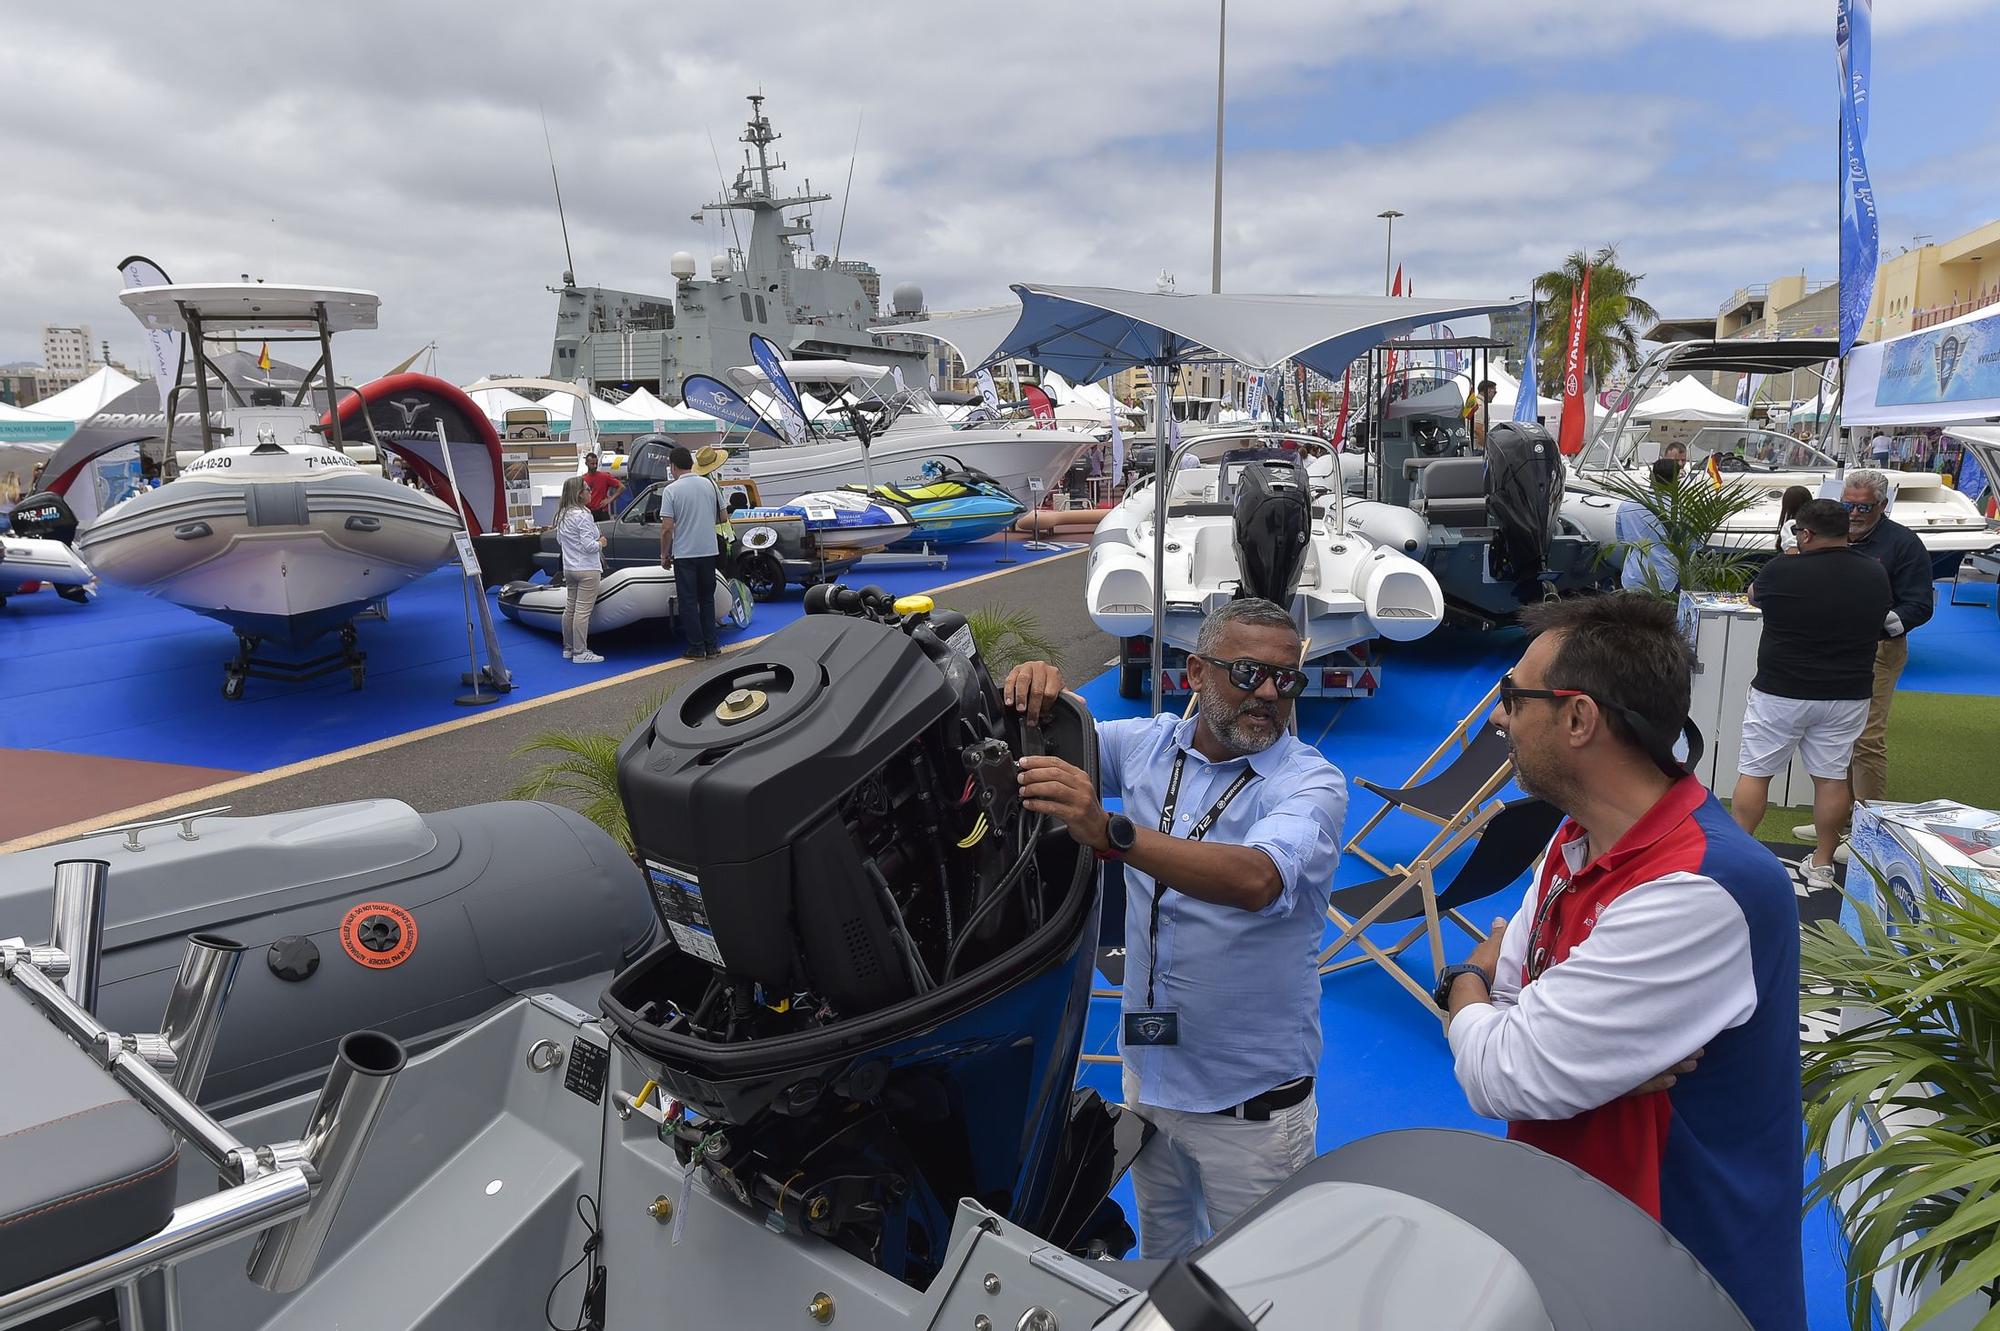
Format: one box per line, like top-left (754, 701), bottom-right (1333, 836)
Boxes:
top-left (1498, 671), bottom-right (1584, 713)
top-left (1840, 500), bottom-right (1878, 515)
top-left (1498, 672), bottom-right (1696, 777)
top-left (1198, 655), bottom-right (1308, 699)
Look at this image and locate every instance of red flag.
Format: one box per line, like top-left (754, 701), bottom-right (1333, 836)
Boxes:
top-left (1556, 267), bottom-right (1593, 456)
top-left (1333, 365), bottom-right (1352, 444)
top-left (1385, 265), bottom-right (1405, 396)
top-left (1022, 383), bottom-right (1055, 428)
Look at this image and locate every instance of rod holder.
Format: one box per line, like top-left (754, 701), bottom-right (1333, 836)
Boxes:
top-left (246, 1030), bottom-right (406, 1294)
top-left (50, 860), bottom-right (109, 1013)
top-left (159, 933), bottom-right (245, 1098)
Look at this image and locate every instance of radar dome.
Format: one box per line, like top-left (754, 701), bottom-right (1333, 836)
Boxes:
top-left (890, 282), bottom-right (924, 316)
top-left (670, 252), bottom-right (697, 280)
top-left (710, 254), bottom-right (733, 281)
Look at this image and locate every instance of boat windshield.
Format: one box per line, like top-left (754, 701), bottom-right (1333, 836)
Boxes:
top-left (1578, 426), bottom-right (1836, 473)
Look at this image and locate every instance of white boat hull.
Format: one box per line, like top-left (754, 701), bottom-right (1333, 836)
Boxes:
top-left (0, 535), bottom-right (95, 598)
top-left (76, 445), bottom-right (458, 645)
top-left (498, 566), bottom-right (748, 635)
top-left (1086, 457), bottom-right (1444, 659)
top-left (743, 424), bottom-right (1091, 505)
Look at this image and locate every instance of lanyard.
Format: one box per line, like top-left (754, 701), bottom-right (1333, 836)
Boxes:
top-left (1144, 750), bottom-right (1258, 1006)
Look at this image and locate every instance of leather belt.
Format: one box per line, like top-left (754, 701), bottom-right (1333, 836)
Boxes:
top-left (1209, 1076), bottom-right (1314, 1121)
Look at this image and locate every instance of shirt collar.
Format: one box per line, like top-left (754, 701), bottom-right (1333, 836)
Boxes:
top-left (1556, 774), bottom-right (1707, 877)
top-left (1171, 711), bottom-right (1293, 778)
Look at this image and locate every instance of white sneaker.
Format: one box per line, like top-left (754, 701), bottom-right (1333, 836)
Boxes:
top-left (563, 649), bottom-right (573, 660)
top-left (1801, 861), bottom-right (1840, 892)
top-left (1790, 825), bottom-right (1851, 863)
top-left (572, 651), bottom-right (604, 664)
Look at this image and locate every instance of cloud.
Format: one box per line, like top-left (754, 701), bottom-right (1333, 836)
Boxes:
top-left (0, 0), bottom-right (1986, 384)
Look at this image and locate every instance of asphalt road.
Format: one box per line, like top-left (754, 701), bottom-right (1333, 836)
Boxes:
top-left (143, 549), bottom-right (1115, 824)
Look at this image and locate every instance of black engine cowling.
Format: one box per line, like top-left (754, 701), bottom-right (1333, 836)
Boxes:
top-left (1231, 460), bottom-right (1312, 605)
top-left (1484, 422), bottom-right (1564, 585)
top-left (7, 491), bottom-right (79, 544)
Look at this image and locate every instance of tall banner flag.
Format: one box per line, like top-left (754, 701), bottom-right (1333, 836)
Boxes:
top-left (748, 333), bottom-right (809, 445)
top-left (1333, 366), bottom-right (1353, 444)
top-left (1385, 265), bottom-right (1405, 398)
top-left (1022, 383), bottom-right (1056, 428)
top-left (1837, 0), bottom-right (1877, 357)
top-left (1513, 305), bottom-right (1541, 422)
top-left (892, 366), bottom-right (906, 394)
top-left (680, 373), bottom-right (783, 439)
top-left (1107, 387), bottom-right (1125, 478)
top-left (1556, 267), bottom-right (1593, 456)
top-left (1246, 372), bottom-right (1265, 421)
top-left (117, 255), bottom-right (180, 412)
top-left (975, 368), bottom-right (1000, 414)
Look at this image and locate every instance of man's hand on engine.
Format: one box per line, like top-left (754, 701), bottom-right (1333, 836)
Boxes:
top-left (1017, 755), bottom-right (1108, 850)
top-left (1002, 661), bottom-right (1065, 725)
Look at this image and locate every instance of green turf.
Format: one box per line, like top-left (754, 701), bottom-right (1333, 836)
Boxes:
top-left (1730, 691), bottom-right (2000, 846)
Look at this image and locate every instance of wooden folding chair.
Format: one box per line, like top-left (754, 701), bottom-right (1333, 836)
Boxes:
top-left (1318, 797), bottom-right (1566, 1021)
top-left (1342, 679), bottom-right (1511, 879)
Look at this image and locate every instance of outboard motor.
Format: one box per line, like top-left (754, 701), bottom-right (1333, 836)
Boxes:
top-left (6, 491), bottom-right (79, 544)
top-left (1484, 421), bottom-right (1565, 585)
top-left (603, 587), bottom-right (1122, 1286)
top-left (1231, 459), bottom-right (1312, 605)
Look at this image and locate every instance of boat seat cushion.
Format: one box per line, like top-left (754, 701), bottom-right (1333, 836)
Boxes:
top-left (1415, 458), bottom-right (1490, 527)
top-left (0, 981), bottom-right (179, 1295)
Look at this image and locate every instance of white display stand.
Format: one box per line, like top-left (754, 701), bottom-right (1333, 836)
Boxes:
top-left (1676, 592), bottom-right (1813, 804)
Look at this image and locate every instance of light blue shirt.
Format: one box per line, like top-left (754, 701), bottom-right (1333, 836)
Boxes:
top-left (1615, 499), bottom-right (1674, 592)
top-left (663, 473), bottom-right (722, 561)
top-left (1100, 712), bottom-right (1346, 1113)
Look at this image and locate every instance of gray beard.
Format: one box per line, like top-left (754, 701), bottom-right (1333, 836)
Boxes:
top-left (1198, 682), bottom-right (1282, 755)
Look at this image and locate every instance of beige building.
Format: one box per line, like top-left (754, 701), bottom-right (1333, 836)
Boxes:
top-left (1860, 217), bottom-right (2000, 342)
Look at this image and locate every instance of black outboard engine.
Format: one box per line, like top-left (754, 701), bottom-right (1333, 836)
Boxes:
top-left (1484, 422), bottom-right (1565, 585)
top-left (7, 491), bottom-right (79, 544)
top-left (1231, 459), bottom-right (1312, 605)
top-left (603, 586), bottom-right (1124, 1285)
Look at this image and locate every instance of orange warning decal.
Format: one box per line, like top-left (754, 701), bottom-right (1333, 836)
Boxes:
top-left (339, 901), bottom-right (418, 969)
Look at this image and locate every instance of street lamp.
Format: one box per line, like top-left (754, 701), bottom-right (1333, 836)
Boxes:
top-left (1377, 210), bottom-right (1403, 296)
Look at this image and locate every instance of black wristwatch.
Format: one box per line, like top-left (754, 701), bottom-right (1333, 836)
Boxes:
top-left (1432, 963), bottom-right (1492, 1011)
top-left (1101, 812), bottom-right (1137, 858)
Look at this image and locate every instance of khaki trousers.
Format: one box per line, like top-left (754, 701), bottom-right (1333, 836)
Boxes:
top-left (1849, 635), bottom-right (1908, 809)
top-left (563, 569), bottom-right (601, 655)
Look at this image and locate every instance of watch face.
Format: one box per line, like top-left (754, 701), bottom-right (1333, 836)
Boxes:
top-left (1108, 814), bottom-right (1135, 851)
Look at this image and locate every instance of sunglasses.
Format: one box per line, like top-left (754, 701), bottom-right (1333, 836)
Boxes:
top-left (1198, 655), bottom-right (1308, 699)
top-left (1498, 671), bottom-right (1585, 713)
top-left (1840, 500), bottom-right (1878, 515)
top-left (1498, 672), bottom-right (1696, 777)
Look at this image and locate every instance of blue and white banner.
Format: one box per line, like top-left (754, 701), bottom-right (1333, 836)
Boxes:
top-left (1513, 306), bottom-right (1540, 423)
top-left (680, 373), bottom-right (783, 439)
top-left (748, 333), bottom-right (809, 445)
top-left (975, 368), bottom-right (1000, 414)
top-left (1246, 372), bottom-right (1265, 421)
top-left (117, 255), bottom-right (180, 412)
top-left (1837, 0), bottom-right (1878, 357)
top-left (1873, 308), bottom-right (2000, 407)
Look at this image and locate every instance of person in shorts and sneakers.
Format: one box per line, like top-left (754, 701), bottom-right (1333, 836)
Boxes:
top-left (1729, 499), bottom-right (1891, 888)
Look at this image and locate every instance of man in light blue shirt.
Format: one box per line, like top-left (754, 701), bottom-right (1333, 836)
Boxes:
top-left (658, 446), bottom-right (726, 658)
top-left (1616, 458), bottom-right (1680, 594)
top-left (1005, 598), bottom-right (1346, 1259)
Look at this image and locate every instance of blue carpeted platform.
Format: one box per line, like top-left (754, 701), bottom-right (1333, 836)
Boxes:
top-left (0, 538), bottom-right (1077, 769)
top-left (1901, 578), bottom-right (2000, 696)
top-left (1067, 630), bottom-right (1851, 1328)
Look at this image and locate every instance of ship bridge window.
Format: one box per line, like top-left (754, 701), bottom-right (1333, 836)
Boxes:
top-left (754, 295), bottom-right (768, 323)
top-left (739, 292), bottom-right (754, 323)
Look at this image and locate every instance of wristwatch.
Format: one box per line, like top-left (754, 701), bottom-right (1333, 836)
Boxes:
top-left (1096, 813), bottom-right (1137, 861)
top-left (1432, 963), bottom-right (1492, 1011)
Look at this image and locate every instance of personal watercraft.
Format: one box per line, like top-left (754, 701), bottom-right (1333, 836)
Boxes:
top-left (840, 458), bottom-right (1027, 548)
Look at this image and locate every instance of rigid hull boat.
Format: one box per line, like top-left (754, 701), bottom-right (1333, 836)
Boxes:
top-left (1090, 432), bottom-right (1444, 698)
top-left (841, 459), bottom-right (1027, 548)
top-left (0, 593), bottom-right (1753, 1331)
top-left (73, 282), bottom-right (459, 695)
top-left (1565, 424), bottom-right (1997, 575)
top-left (79, 440), bottom-right (457, 645)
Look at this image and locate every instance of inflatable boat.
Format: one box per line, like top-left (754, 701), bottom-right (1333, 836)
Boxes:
top-left (0, 490), bottom-right (95, 607)
top-left (497, 565), bottom-right (751, 636)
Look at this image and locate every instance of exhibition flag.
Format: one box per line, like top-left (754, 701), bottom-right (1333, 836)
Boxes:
top-left (1556, 267), bottom-right (1592, 456)
top-left (1513, 306), bottom-right (1540, 423)
top-left (748, 333), bottom-right (809, 445)
top-left (975, 368), bottom-right (1000, 414)
top-left (257, 342), bottom-right (271, 372)
top-left (1022, 383), bottom-right (1056, 428)
top-left (116, 255), bottom-right (179, 412)
top-left (1837, 0), bottom-right (1877, 357)
top-left (680, 373), bottom-right (783, 439)
top-left (1333, 366), bottom-right (1352, 444)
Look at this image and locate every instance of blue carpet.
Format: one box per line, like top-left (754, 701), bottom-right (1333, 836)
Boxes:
top-left (1070, 633), bottom-right (1852, 1327)
top-left (0, 537), bottom-right (1077, 770)
top-left (1901, 579), bottom-right (2000, 696)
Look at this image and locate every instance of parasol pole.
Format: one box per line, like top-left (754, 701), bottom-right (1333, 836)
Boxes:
top-left (1150, 361), bottom-right (1171, 714)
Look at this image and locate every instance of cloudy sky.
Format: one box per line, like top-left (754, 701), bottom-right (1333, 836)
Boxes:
top-left (2, 0), bottom-right (1992, 384)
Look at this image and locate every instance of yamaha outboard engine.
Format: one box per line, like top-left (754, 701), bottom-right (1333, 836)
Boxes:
top-left (7, 491), bottom-right (79, 544)
top-left (603, 586), bottom-right (1122, 1286)
top-left (1484, 422), bottom-right (1564, 585)
top-left (1231, 459), bottom-right (1312, 605)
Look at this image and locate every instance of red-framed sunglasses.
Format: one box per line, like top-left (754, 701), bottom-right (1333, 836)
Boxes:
top-left (1498, 671), bottom-right (1585, 713)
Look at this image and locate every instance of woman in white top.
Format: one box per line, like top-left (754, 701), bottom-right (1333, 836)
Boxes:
top-left (554, 476), bottom-right (608, 663)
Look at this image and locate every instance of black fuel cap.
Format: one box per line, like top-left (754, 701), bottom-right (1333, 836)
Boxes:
top-left (354, 914), bottom-right (402, 952)
top-left (267, 935), bottom-right (320, 982)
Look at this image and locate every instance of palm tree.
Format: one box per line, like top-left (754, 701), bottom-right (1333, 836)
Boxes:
top-left (1532, 247), bottom-right (1660, 391)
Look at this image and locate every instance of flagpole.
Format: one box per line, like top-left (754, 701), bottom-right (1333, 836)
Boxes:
top-left (1211, 0), bottom-right (1225, 293)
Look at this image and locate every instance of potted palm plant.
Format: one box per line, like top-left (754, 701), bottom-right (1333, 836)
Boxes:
top-left (1801, 880), bottom-right (2000, 1331)
top-left (1592, 466), bottom-right (1769, 596)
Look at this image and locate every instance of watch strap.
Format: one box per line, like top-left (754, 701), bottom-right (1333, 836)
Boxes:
top-left (1432, 963), bottom-right (1493, 1009)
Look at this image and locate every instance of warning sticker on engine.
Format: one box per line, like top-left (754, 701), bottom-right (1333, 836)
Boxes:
top-left (645, 860), bottom-right (723, 966)
top-left (946, 624), bottom-right (976, 661)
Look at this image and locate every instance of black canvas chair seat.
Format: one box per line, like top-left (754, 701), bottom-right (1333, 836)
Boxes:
top-left (1354, 722), bottom-right (1510, 823)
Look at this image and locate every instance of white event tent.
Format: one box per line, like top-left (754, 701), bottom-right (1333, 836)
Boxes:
top-left (1629, 375), bottom-right (1748, 422)
top-left (28, 366), bottom-right (141, 423)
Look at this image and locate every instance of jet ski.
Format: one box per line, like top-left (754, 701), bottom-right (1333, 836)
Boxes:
top-left (0, 490), bottom-right (95, 607)
top-left (0, 586), bottom-right (1753, 1330)
top-left (1090, 431), bottom-right (1445, 698)
top-left (73, 283), bottom-right (459, 697)
top-left (839, 458), bottom-right (1027, 548)
top-left (497, 565), bottom-right (752, 636)
top-left (740, 488), bottom-right (916, 554)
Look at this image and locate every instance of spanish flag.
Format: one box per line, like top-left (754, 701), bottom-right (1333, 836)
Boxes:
top-left (257, 342), bottom-right (271, 372)
top-left (1706, 452), bottom-right (1723, 489)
